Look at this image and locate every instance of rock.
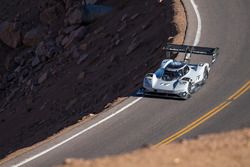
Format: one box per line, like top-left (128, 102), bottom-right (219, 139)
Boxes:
top-left (72, 47), bottom-right (81, 59)
top-left (173, 157), bottom-right (181, 164)
top-left (94, 26), bottom-right (104, 34)
top-left (115, 39), bottom-right (121, 46)
top-left (79, 43), bottom-right (87, 50)
top-left (56, 35), bottom-right (64, 46)
top-left (14, 55), bottom-right (25, 66)
top-left (142, 21), bottom-right (152, 30)
top-left (38, 72), bottom-right (48, 84)
top-left (111, 34), bottom-right (121, 47)
top-left (65, 1), bottom-right (101, 26)
top-left (126, 38), bottom-right (141, 55)
top-left (32, 56), bottom-right (40, 67)
top-left (6, 88), bottom-right (19, 102)
top-left (0, 21), bottom-right (21, 48)
top-left (131, 32), bottom-right (137, 38)
top-left (47, 46), bottom-right (59, 58)
top-left (77, 72), bottom-right (85, 80)
top-left (34, 64), bottom-right (43, 73)
top-left (7, 73), bottom-right (16, 82)
top-left (35, 41), bottom-right (59, 58)
top-left (104, 103), bottom-right (112, 109)
top-left (121, 14), bottom-right (128, 22)
top-left (65, 6), bottom-right (83, 25)
top-left (63, 0), bottom-right (74, 10)
top-left (65, 158), bottom-right (74, 164)
top-left (89, 113), bottom-right (95, 117)
top-left (77, 54), bottom-right (88, 64)
top-left (63, 25), bottom-right (79, 34)
top-left (65, 98), bottom-right (77, 110)
top-left (14, 66), bottom-right (22, 73)
top-left (130, 13), bottom-right (140, 20)
top-left (63, 45), bottom-right (81, 58)
top-left (35, 42), bottom-right (46, 56)
top-left (39, 102), bottom-right (47, 111)
top-left (61, 36), bottom-right (69, 46)
top-left (23, 27), bottom-right (46, 47)
top-left (22, 69), bottom-right (29, 78)
top-left (63, 26), bottom-right (87, 47)
top-left (117, 23), bottom-right (127, 32)
top-left (40, 3), bottom-right (65, 26)
top-left (26, 79), bottom-right (32, 86)
top-left (14, 56), bottom-right (22, 65)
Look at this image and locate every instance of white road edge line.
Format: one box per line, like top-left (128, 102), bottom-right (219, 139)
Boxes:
top-left (11, 97), bottom-right (142, 167)
top-left (191, 0), bottom-right (202, 46)
top-left (11, 0), bottom-right (202, 166)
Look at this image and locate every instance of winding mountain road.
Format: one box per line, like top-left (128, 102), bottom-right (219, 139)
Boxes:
top-left (2, 0), bottom-right (250, 166)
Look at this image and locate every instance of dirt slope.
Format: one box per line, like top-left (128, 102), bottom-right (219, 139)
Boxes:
top-left (60, 128), bottom-right (250, 167)
top-left (0, 0), bottom-right (186, 160)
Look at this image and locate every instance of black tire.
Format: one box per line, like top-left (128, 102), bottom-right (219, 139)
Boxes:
top-left (201, 67), bottom-right (209, 85)
top-left (182, 82), bottom-right (192, 100)
top-left (187, 82), bottom-right (192, 94)
top-left (137, 88), bottom-right (145, 96)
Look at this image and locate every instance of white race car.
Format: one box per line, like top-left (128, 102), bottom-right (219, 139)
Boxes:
top-left (142, 44), bottom-right (219, 99)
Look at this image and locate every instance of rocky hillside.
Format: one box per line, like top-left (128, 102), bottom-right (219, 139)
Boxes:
top-left (0, 0), bottom-right (185, 160)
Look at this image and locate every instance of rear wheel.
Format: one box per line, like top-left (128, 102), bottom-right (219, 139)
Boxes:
top-left (201, 67), bottom-right (209, 85)
top-left (182, 82), bottom-right (192, 99)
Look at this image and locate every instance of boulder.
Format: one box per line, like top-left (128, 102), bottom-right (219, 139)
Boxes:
top-left (35, 41), bottom-right (59, 58)
top-left (65, 6), bottom-right (83, 25)
top-left (32, 56), bottom-right (40, 67)
top-left (23, 27), bottom-right (46, 47)
top-left (35, 42), bottom-right (47, 57)
top-left (77, 72), bottom-right (85, 80)
top-left (38, 72), bottom-right (48, 84)
top-left (63, 0), bottom-right (74, 10)
top-left (0, 21), bottom-right (21, 48)
top-left (40, 3), bottom-right (65, 26)
top-left (56, 34), bottom-right (64, 46)
top-left (77, 54), bottom-right (88, 64)
top-left (126, 38), bottom-right (141, 55)
top-left (65, 98), bottom-right (77, 110)
top-left (63, 26), bottom-right (87, 47)
top-left (62, 25), bottom-right (79, 34)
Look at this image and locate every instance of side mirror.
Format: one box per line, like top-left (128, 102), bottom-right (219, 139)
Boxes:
top-left (145, 73), bottom-right (153, 78)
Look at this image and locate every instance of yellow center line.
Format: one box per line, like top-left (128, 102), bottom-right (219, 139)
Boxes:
top-left (157, 101), bottom-right (230, 146)
top-left (233, 84), bottom-right (250, 100)
top-left (157, 80), bottom-right (250, 146)
top-left (228, 81), bottom-right (250, 100)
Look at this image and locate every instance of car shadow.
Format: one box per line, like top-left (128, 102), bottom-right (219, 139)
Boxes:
top-left (130, 88), bottom-right (186, 101)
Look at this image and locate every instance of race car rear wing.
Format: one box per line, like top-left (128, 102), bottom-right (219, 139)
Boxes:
top-left (163, 44), bottom-right (219, 64)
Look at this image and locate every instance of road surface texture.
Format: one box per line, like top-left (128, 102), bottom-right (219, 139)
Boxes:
top-left (2, 0), bottom-right (250, 166)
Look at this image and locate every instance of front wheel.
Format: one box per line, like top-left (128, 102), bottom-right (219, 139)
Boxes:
top-left (137, 88), bottom-right (145, 96)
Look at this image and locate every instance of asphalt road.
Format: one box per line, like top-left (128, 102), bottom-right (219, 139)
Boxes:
top-left (2, 0), bottom-right (250, 166)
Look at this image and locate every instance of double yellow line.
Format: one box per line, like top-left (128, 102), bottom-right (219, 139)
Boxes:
top-left (228, 81), bottom-right (250, 101)
top-left (157, 80), bottom-right (250, 146)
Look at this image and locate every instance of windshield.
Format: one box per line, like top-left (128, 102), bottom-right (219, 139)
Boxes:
top-left (155, 66), bottom-right (189, 81)
top-left (162, 65), bottom-right (189, 81)
top-left (162, 70), bottom-right (183, 81)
